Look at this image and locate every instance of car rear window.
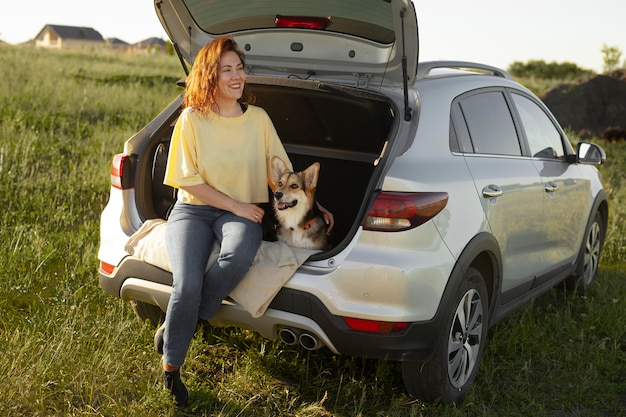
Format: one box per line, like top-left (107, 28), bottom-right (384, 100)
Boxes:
top-left (182, 0), bottom-right (395, 44)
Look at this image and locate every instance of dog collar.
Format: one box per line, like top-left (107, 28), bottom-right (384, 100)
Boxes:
top-left (302, 218), bottom-right (317, 230)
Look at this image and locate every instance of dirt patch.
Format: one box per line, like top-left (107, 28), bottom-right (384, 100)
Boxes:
top-left (540, 70), bottom-right (626, 140)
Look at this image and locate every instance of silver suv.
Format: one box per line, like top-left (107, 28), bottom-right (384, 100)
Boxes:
top-left (97, 0), bottom-right (608, 404)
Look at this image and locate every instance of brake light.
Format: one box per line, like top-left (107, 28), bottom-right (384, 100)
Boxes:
top-left (275, 15), bottom-right (331, 30)
top-left (111, 153), bottom-right (131, 190)
top-left (363, 192), bottom-right (448, 232)
top-left (344, 317), bottom-right (409, 334)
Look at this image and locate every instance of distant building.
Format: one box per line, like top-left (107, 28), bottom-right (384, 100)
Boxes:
top-left (35, 24), bottom-right (105, 50)
top-left (133, 37), bottom-right (168, 54)
top-left (107, 37), bottom-right (131, 52)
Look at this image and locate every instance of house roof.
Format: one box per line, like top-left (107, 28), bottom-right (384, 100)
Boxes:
top-left (107, 37), bottom-right (130, 46)
top-left (36, 24), bottom-right (104, 42)
top-left (134, 37), bottom-right (167, 49)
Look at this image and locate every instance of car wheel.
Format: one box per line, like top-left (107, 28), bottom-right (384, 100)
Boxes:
top-left (565, 211), bottom-right (604, 292)
top-left (401, 267), bottom-right (488, 404)
top-left (130, 300), bottom-right (165, 327)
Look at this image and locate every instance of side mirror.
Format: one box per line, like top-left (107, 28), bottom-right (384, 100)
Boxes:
top-left (577, 142), bottom-right (606, 165)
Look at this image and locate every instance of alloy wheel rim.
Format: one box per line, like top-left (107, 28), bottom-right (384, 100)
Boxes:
top-left (448, 288), bottom-right (484, 389)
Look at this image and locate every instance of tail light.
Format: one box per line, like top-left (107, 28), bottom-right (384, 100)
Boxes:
top-left (111, 153), bottom-right (132, 190)
top-left (363, 191), bottom-right (448, 232)
top-left (344, 317), bottom-right (409, 334)
top-left (275, 15), bottom-right (331, 30)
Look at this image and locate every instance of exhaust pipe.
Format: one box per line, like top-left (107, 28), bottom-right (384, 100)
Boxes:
top-left (298, 332), bottom-right (321, 350)
top-left (279, 327), bottom-right (323, 350)
top-left (278, 327), bottom-right (301, 346)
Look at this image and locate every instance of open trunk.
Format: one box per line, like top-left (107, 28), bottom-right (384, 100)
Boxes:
top-left (134, 77), bottom-right (396, 256)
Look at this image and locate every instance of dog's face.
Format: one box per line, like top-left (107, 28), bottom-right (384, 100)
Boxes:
top-left (270, 156), bottom-right (334, 250)
top-left (270, 156), bottom-right (319, 215)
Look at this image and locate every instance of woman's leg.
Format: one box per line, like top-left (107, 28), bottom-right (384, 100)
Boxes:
top-left (198, 211), bottom-right (262, 319)
top-left (163, 203), bottom-right (217, 367)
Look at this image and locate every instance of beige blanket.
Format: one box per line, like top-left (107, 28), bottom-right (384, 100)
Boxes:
top-left (124, 219), bottom-right (318, 318)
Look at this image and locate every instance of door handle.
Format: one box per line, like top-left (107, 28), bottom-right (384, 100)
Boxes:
top-left (544, 182), bottom-right (559, 193)
top-left (482, 184), bottom-right (503, 198)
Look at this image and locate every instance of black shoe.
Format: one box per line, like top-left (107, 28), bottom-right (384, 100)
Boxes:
top-left (163, 369), bottom-right (189, 407)
top-left (154, 324), bottom-right (165, 355)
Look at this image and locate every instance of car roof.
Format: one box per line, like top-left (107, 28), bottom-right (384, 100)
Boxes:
top-left (414, 61), bottom-right (528, 98)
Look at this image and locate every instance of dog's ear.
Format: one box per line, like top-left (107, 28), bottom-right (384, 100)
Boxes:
top-left (269, 156), bottom-right (290, 191)
top-left (302, 162), bottom-right (320, 191)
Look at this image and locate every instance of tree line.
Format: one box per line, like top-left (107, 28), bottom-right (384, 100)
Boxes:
top-left (507, 44), bottom-right (624, 79)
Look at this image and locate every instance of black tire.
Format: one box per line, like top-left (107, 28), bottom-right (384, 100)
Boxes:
top-left (565, 211), bottom-right (604, 293)
top-left (401, 267), bottom-right (489, 404)
top-left (130, 300), bottom-right (165, 327)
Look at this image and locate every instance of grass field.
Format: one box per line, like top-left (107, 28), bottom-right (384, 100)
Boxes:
top-left (0, 46), bottom-right (624, 417)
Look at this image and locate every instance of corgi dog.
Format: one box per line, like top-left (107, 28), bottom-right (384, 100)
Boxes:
top-left (270, 156), bottom-right (335, 251)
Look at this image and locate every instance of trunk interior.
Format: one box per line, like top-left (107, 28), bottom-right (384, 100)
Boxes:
top-left (136, 77), bottom-right (396, 255)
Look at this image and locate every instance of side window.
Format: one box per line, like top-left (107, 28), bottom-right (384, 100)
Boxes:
top-left (511, 94), bottom-right (565, 159)
top-left (457, 91), bottom-right (522, 156)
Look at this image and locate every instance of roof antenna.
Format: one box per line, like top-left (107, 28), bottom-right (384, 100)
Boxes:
top-left (400, 7), bottom-right (412, 121)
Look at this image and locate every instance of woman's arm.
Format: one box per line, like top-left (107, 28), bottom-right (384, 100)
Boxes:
top-left (181, 183), bottom-right (265, 224)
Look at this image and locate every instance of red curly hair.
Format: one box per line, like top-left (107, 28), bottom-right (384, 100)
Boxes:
top-left (183, 36), bottom-right (252, 116)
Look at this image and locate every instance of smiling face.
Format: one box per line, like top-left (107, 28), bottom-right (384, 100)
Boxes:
top-left (215, 50), bottom-right (246, 104)
top-left (274, 172), bottom-right (306, 211)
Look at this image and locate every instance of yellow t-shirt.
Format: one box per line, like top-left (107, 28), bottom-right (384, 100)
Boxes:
top-left (164, 105), bottom-right (292, 205)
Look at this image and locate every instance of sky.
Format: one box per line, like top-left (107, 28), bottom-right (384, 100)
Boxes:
top-left (1, 1), bottom-right (624, 73)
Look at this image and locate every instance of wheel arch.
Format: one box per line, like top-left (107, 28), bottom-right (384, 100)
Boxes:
top-left (595, 191), bottom-right (609, 237)
top-left (441, 232), bottom-right (502, 327)
top-left (565, 190), bottom-right (609, 292)
top-left (575, 190), bottom-right (609, 265)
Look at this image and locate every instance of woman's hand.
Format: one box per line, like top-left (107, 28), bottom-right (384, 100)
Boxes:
top-left (316, 202), bottom-right (334, 234)
top-left (233, 202), bottom-right (265, 224)
top-left (181, 184), bottom-right (264, 223)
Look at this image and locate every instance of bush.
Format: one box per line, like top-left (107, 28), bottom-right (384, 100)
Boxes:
top-left (601, 126), bottom-right (626, 141)
top-left (508, 59), bottom-right (592, 79)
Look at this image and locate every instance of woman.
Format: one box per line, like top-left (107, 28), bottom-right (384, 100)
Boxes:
top-left (159, 36), bottom-right (333, 406)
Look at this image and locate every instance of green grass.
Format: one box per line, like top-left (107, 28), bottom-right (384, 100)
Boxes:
top-left (0, 45), bottom-right (624, 416)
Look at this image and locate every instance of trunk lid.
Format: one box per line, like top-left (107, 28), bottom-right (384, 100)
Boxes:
top-left (155, 0), bottom-right (418, 86)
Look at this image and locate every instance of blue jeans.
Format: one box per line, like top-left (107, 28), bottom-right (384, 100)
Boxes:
top-left (163, 201), bottom-right (262, 367)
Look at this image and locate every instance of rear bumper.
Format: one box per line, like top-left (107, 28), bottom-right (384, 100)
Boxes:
top-left (267, 287), bottom-right (441, 361)
top-left (99, 256), bottom-right (443, 362)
